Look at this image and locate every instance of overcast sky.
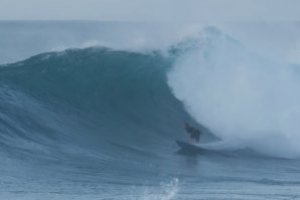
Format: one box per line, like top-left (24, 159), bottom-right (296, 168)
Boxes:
top-left (0, 0), bottom-right (300, 21)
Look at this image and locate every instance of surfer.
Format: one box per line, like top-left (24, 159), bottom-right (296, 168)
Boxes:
top-left (184, 122), bottom-right (201, 144)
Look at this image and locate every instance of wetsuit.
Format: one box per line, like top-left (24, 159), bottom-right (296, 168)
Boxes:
top-left (185, 123), bottom-right (201, 143)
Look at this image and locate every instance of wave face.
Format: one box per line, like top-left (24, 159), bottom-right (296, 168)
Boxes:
top-left (0, 48), bottom-right (196, 163)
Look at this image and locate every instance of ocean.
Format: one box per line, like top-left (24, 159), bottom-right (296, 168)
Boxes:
top-left (1, 21), bottom-right (300, 200)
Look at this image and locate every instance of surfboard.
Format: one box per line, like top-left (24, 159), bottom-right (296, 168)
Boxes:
top-left (176, 140), bottom-right (206, 154)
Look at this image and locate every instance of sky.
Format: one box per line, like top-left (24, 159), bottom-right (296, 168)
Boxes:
top-left (0, 0), bottom-right (300, 21)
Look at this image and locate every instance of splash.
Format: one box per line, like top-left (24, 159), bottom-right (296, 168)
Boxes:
top-left (168, 27), bottom-right (300, 158)
top-left (141, 178), bottom-right (179, 200)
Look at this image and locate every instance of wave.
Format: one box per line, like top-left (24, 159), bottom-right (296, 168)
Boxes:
top-left (1, 26), bottom-right (300, 161)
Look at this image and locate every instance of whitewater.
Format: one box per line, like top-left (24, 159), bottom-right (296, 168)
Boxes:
top-left (1, 21), bottom-right (300, 199)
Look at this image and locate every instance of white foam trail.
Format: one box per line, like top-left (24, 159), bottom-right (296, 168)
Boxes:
top-left (168, 27), bottom-right (300, 158)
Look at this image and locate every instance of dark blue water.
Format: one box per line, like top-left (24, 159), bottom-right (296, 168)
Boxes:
top-left (1, 22), bottom-right (300, 200)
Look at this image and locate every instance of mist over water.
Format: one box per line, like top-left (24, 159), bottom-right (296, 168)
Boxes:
top-left (168, 27), bottom-right (300, 158)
